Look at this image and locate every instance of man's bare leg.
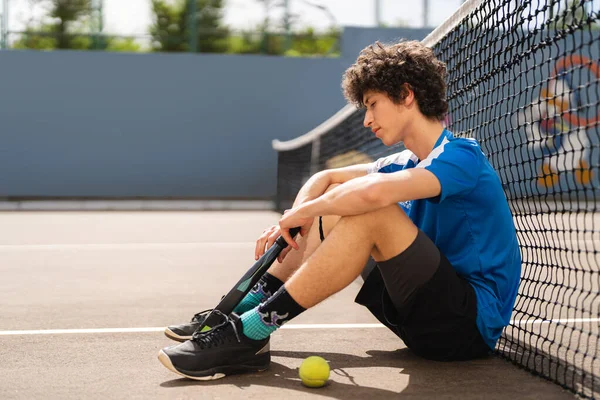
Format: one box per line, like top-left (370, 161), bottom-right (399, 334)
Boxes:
top-left (266, 215), bottom-right (340, 282)
top-left (267, 185), bottom-right (343, 282)
top-left (286, 204), bottom-right (418, 308)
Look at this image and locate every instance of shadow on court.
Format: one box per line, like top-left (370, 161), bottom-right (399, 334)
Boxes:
top-left (159, 348), bottom-right (575, 399)
top-left (159, 350), bottom-right (416, 394)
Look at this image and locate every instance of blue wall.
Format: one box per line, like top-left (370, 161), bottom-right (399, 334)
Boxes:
top-left (0, 27), bottom-right (429, 199)
top-left (341, 26), bottom-right (432, 58)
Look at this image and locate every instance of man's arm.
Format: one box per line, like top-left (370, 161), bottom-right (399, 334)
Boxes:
top-left (292, 168), bottom-right (441, 218)
top-left (292, 164), bottom-right (371, 208)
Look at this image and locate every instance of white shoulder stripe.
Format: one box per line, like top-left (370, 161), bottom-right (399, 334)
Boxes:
top-left (368, 150), bottom-right (415, 173)
top-left (416, 137), bottom-right (450, 169)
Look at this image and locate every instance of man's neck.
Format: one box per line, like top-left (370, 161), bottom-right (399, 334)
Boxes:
top-left (402, 118), bottom-right (445, 161)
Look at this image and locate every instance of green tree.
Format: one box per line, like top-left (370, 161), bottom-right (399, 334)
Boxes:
top-left (106, 37), bottom-right (143, 52)
top-left (183, 0), bottom-right (229, 53)
top-left (287, 27), bottom-right (339, 56)
top-left (12, 0), bottom-right (98, 50)
top-left (150, 0), bottom-right (186, 52)
top-left (150, 0), bottom-right (229, 53)
top-left (223, 25), bottom-right (340, 57)
top-left (12, 26), bottom-right (57, 50)
top-left (48, 0), bottom-right (93, 49)
top-left (227, 30), bottom-right (263, 54)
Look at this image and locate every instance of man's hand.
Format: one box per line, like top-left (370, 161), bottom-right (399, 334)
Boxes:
top-left (278, 207), bottom-right (313, 251)
top-left (254, 217), bottom-right (306, 263)
top-left (255, 225), bottom-right (281, 261)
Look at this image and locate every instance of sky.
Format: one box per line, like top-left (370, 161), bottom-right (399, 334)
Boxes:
top-left (3, 0), bottom-right (464, 37)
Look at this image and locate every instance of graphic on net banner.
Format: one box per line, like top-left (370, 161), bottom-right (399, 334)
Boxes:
top-left (515, 54), bottom-right (600, 190)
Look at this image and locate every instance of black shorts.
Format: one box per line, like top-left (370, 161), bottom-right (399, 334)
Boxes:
top-left (319, 218), bottom-right (492, 361)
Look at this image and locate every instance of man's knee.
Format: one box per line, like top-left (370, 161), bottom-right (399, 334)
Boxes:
top-left (339, 204), bottom-right (418, 261)
top-left (325, 183), bottom-right (342, 193)
top-left (318, 201), bottom-right (411, 243)
top-left (315, 183), bottom-right (343, 241)
top-left (360, 203), bottom-right (411, 226)
top-left (361, 257), bottom-right (377, 281)
top-left (318, 214), bottom-right (342, 241)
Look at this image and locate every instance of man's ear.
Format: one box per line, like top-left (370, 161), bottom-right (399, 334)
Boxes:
top-left (403, 83), bottom-right (415, 106)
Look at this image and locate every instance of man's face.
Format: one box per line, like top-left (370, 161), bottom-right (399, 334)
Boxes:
top-left (362, 90), bottom-right (408, 146)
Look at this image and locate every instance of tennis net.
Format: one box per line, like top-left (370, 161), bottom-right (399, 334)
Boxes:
top-left (272, 0), bottom-right (599, 397)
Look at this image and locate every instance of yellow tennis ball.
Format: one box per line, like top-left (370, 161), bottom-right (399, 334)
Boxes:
top-left (299, 356), bottom-right (330, 388)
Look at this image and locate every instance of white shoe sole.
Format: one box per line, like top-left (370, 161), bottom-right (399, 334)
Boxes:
top-left (158, 350), bottom-right (226, 381)
top-left (163, 328), bottom-right (191, 343)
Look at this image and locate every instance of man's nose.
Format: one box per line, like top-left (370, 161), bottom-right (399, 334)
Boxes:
top-left (363, 110), bottom-right (373, 128)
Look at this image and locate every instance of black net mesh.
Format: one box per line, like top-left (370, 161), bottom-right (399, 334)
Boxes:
top-left (273, 0), bottom-right (599, 397)
top-left (275, 110), bottom-right (405, 211)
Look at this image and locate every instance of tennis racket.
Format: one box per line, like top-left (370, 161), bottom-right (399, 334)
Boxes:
top-left (197, 227), bottom-right (301, 332)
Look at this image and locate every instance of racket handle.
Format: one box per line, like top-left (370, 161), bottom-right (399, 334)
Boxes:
top-left (196, 226), bottom-right (302, 333)
top-left (275, 227), bottom-right (301, 247)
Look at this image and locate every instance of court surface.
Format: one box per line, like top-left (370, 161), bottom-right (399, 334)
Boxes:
top-left (0, 211), bottom-right (577, 399)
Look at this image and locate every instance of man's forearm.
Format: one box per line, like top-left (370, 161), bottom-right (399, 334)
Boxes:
top-left (292, 165), bottom-right (370, 208)
top-left (292, 171), bottom-right (331, 207)
top-left (294, 168), bottom-right (442, 219)
top-left (295, 174), bottom-right (382, 218)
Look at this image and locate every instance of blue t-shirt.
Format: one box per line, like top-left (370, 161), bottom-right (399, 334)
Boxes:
top-left (368, 129), bottom-right (521, 349)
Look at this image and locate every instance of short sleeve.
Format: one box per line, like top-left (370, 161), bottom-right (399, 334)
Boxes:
top-left (416, 138), bottom-right (482, 202)
top-left (368, 150), bottom-right (418, 174)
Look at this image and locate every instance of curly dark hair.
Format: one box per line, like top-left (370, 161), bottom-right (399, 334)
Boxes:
top-left (342, 40), bottom-right (448, 120)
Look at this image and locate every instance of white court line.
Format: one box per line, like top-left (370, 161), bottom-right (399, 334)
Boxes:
top-left (0, 242), bottom-right (255, 251)
top-left (0, 324), bottom-right (385, 336)
top-left (0, 319), bottom-right (598, 336)
top-left (0, 328), bottom-right (166, 335)
top-left (509, 318), bottom-right (600, 325)
top-left (282, 323), bottom-right (384, 329)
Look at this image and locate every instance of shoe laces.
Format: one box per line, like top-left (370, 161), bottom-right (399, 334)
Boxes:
top-left (191, 309), bottom-right (211, 323)
top-left (191, 310), bottom-right (241, 348)
top-left (191, 295), bottom-right (225, 323)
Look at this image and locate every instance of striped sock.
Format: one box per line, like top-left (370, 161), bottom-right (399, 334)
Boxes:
top-left (241, 286), bottom-right (306, 340)
top-left (233, 272), bottom-right (284, 314)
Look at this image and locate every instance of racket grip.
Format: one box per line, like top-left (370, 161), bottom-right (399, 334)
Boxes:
top-left (275, 227), bottom-right (301, 248)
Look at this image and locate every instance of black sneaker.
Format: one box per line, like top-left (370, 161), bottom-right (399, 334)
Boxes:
top-left (164, 309), bottom-right (212, 342)
top-left (158, 311), bottom-right (270, 380)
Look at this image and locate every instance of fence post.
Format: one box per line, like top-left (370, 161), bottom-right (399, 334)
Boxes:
top-left (0, 0), bottom-right (8, 49)
top-left (189, 0), bottom-right (197, 52)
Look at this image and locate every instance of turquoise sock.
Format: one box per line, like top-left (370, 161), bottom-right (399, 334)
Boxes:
top-left (233, 273), bottom-right (284, 314)
top-left (233, 290), bottom-right (265, 314)
top-left (241, 307), bottom-right (278, 340)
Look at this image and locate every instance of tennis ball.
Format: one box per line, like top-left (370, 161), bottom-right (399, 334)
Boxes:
top-left (299, 356), bottom-right (330, 388)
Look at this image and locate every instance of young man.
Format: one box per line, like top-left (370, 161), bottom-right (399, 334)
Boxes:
top-left (158, 40), bottom-right (522, 380)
